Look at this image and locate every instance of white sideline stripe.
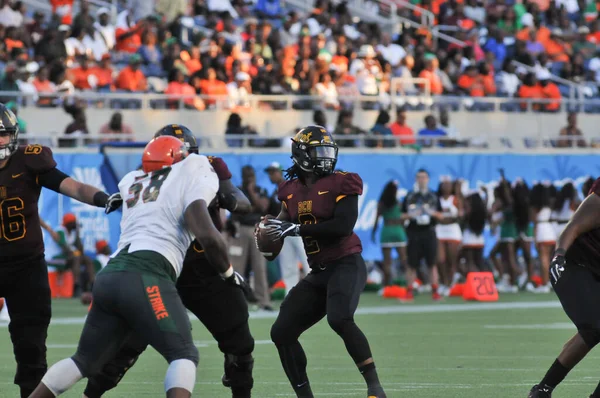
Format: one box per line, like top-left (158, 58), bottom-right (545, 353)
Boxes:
top-left (0, 300), bottom-right (562, 328)
top-left (484, 322), bottom-right (574, 330)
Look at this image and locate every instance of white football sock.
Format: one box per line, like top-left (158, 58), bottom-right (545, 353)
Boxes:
top-left (164, 359), bottom-right (196, 393)
top-left (41, 358), bottom-right (83, 396)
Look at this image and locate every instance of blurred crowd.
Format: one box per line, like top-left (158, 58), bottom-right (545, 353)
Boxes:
top-left (0, 0), bottom-right (597, 114)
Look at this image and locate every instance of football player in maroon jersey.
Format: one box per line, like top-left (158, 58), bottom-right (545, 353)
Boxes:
top-left (0, 102), bottom-right (121, 397)
top-left (261, 126), bottom-right (386, 398)
top-left (529, 178), bottom-right (600, 398)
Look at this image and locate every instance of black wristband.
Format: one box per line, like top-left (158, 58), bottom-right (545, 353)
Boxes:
top-left (93, 191), bottom-right (109, 208)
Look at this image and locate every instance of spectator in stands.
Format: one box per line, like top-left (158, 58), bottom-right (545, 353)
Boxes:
top-left (61, 108), bottom-right (89, 147)
top-left (115, 10), bottom-right (145, 54)
top-left (91, 53), bottom-right (113, 91)
top-left (484, 29), bottom-right (507, 70)
top-left (390, 107), bottom-right (416, 146)
top-left (200, 67), bottom-right (228, 106)
top-left (35, 26), bottom-right (68, 65)
top-left (496, 58), bottom-right (519, 96)
top-left (315, 71), bottom-right (339, 110)
top-left (0, 62), bottom-right (19, 103)
top-left (418, 114), bottom-right (447, 147)
top-left (27, 10), bottom-right (46, 46)
top-left (5, 26), bottom-right (23, 54)
top-left (51, 0), bottom-right (74, 25)
top-left (545, 28), bottom-right (571, 63)
top-left (0, 0), bottom-right (23, 27)
top-left (418, 57), bottom-right (443, 95)
top-left (333, 109), bottom-right (365, 148)
top-left (229, 165), bottom-right (272, 311)
top-left (227, 71), bottom-right (252, 109)
top-left (116, 54), bottom-right (147, 92)
top-left (557, 112), bottom-right (586, 148)
top-left (225, 112), bottom-right (258, 147)
top-left (369, 110), bottom-right (394, 148)
top-left (464, 0), bottom-right (486, 25)
top-left (72, 0), bottom-right (94, 34)
top-left (64, 26), bottom-right (88, 63)
top-left (377, 33), bottom-right (405, 70)
top-left (517, 72), bottom-right (543, 110)
top-left (138, 30), bottom-right (163, 77)
top-left (165, 68), bottom-right (205, 110)
top-left (539, 71), bottom-right (561, 112)
top-left (93, 8), bottom-right (115, 57)
top-left (395, 54), bottom-right (417, 94)
top-left (457, 65), bottom-right (485, 97)
top-left (439, 108), bottom-right (460, 139)
top-left (69, 55), bottom-right (94, 90)
top-left (15, 62), bottom-right (37, 104)
top-left (588, 50), bottom-right (600, 83)
top-left (32, 66), bottom-right (56, 106)
top-left (313, 109), bottom-right (333, 133)
top-left (98, 112), bottom-right (134, 142)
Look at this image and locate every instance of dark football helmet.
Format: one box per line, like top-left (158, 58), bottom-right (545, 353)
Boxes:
top-left (154, 124), bottom-right (198, 154)
top-left (0, 103), bottom-right (19, 160)
top-left (291, 125), bottom-right (338, 176)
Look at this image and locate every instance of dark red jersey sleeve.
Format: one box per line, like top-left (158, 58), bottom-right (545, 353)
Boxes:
top-left (589, 178), bottom-right (600, 196)
top-left (208, 156), bottom-right (232, 181)
top-left (277, 180), bottom-right (294, 203)
top-left (23, 145), bottom-right (57, 174)
top-left (335, 172), bottom-right (363, 196)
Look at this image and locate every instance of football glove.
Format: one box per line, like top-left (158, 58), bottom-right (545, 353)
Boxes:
top-left (105, 193), bottom-right (123, 214)
top-left (550, 248), bottom-right (566, 285)
top-left (263, 218), bottom-right (300, 241)
top-left (223, 269), bottom-right (252, 298)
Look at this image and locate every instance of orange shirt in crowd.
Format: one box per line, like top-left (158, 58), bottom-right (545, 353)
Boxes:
top-left (32, 78), bottom-right (55, 105)
top-left (587, 32), bottom-right (600, 44)
top-left (331, 55), bottom-right (349, 71)
top-left (50, 0), bottom-right (74, 25)
top-left (483, 75), bottom-right (496, 95)
top-left (70, 67), bottom-right (93, 90)
top-left (458, 74), bottom-right (485, 97)
top-left (115, 23), bottom-right (143, 53)
top-left (418, 69), bottom-right (443, 95)
top-left (542, 82), bottom-right (561, 111)
top-left (518, 84), bottom-right (544, 110)
top-left (90, 66), bottom-right (114, 89)
top-left (199, 79), bottom-right (228, 105)
top-left (516, 26), bottom-right (551, 46)
top-left (116, 66), bottom-right (147, 91)
top-left (165, 81), bottom-right (204, 110)
top-left (5, 38), bottom-right (23, 53)
top-left (545, 40), bottom-right (571, 62)
top-left (390, 122), bottom-right (416, 145)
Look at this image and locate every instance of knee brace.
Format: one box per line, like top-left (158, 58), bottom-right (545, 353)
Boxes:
top-left (222, 353), bottom-right (254, 393)
top-left (577, 328), bottom-right (600, 349)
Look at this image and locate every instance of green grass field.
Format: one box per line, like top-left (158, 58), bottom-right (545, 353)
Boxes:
top-left (0, 293), bottom-right (597, 397)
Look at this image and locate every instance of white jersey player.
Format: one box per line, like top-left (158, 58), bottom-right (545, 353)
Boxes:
top-left (30, 136), bottom-right (246, 398)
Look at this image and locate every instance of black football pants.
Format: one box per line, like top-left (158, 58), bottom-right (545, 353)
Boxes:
top-left (270, 254), bottom-right (373, 391)
top-left (84, 275), bottom-right (254, 397)
top-left (0, 257), bottom-right (51, 398)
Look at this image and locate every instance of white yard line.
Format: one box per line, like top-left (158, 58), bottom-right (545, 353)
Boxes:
top-left (0, 300), bottom-right (562, 328)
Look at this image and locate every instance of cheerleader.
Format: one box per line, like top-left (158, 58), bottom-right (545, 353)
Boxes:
top-left (552, 181), bottom-right (580, 238)
top-left (372, 180), bottom-right (408, 286)
top-left (462, 189), bottom-right (487, 272)
top-left (530, 182), bottom-right (557, 293)
top-left (491, 177), bottom-right (519, 292)
top-left (436, 177), bottom-right (463, 290)
top-left (513, 179), bottom-right (535, 290)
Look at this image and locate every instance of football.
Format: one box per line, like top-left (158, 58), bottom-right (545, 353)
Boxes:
top-left (255, 221), bottom-right (283, 261)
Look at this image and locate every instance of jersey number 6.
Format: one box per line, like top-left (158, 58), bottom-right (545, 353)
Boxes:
top-left (298, 213), bottom-right (320, 254)
top-left (0, 198), bottom-right (26, 242)
top-left (126, 168), bottom-right (172, 208)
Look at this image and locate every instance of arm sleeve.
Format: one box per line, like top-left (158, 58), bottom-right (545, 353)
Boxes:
top-left (208, 156), bottom-right (232, 180)
top-left (299, 195), bottom-right (358, 238)
top-left (38, 168), bottom-right (70, 193)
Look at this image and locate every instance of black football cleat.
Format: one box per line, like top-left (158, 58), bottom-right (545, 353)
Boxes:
top-left (528, 384), bottom-right (552, 397)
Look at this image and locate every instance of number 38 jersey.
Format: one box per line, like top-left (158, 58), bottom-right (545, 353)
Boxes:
top-left (278, 171), bottom-right (363, 266)
top-left (115, 154), bottom-right (219, 276)
top-left (0, 145), bottom-right (57, 267)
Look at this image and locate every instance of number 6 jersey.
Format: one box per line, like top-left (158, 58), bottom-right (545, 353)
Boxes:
top-left (0, 145), bottom-right (57, 267)
top-left (115, 154), bottom-right (219, 276)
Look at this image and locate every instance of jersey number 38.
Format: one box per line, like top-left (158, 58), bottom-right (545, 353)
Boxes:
top-left (126, 168), bottom-right (172, 208)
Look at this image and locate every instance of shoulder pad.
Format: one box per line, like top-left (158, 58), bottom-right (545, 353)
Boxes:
top-left (277, 179), bottom-right (297, 202)
top-left (207, 156), bottom-right (232, 181)
top-left (21, 145), bottom-right (57, 174)
top-left (334, 171), bottom-right (363, 196)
